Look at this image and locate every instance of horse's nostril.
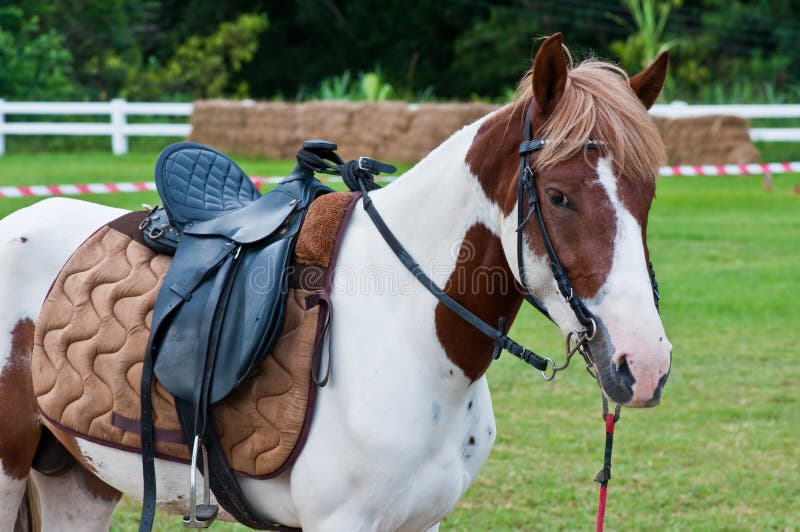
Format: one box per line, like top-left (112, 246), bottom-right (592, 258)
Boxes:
top-left (614, 354), bottom-right (636, 391)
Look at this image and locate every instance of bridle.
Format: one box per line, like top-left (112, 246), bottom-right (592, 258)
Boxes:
top-left (513, 102), bottom-right (661, 379)
top-left (299, 100), bottom-right (660, 382)
top-left (515, 102), bottom-right (599, 379)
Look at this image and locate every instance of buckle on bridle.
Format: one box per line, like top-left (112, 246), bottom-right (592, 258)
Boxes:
top-left (358, 156), bottom-right (397, 175)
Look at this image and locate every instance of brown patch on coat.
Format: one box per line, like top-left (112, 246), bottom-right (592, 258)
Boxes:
top-left (44, 426), bottom-right (121, 501)
top-left (617, 176), bottom-right (656, 265)
top-left (45, 426), bottom-right (96, 474)
top-left (434, 224), bottom-right (523, 381)
top-left (75, 464), bottom-right (122, 502)
top-left (0, 318), bottom-right (41, 479)
top-left (465, 103), bottom-right (617, 298)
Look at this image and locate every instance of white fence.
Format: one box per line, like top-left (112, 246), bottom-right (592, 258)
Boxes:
top-left (0, 99), bottom-right (192, 155)
top-left (0, 100), bottom-right (798, 156)
top-left (650, 102), bottom-right (800, 142)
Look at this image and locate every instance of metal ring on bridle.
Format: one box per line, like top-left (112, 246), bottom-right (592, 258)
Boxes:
top-left (585, 317), bottom-right (597, 340)
top-left (541, 358), bottom-right (557, 381)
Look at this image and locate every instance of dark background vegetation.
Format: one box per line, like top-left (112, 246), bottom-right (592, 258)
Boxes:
top-left (1, 0), bottom-right (798, 104)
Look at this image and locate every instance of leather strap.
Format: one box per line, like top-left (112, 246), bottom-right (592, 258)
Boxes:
top-left (351, 171), bottom-right (549, 372)
top-left (174, 399), bottom-right (301, 532)
top-left (139, 341), bottom-right (157, 532)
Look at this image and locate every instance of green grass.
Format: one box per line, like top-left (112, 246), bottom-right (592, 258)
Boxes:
top-left (1, 153), bottom-right (798, 530)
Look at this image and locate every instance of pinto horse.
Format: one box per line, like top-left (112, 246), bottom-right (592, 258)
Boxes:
top-left (0, 34), bottom-right (671, 530)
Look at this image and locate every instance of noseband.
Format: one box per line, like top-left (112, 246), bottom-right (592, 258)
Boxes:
top-left (303, 102), bottom-right (660, 380)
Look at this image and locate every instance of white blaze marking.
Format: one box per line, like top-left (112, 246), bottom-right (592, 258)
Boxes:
top-left (592, 158), bottom-right (671, 400)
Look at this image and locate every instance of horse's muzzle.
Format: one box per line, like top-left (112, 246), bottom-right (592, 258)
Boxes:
top-left (587, 322), bottom-right (671, 408)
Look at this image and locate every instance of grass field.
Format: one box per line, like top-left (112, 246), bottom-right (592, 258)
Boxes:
top-left (1, 152), bottom-right (798, 530)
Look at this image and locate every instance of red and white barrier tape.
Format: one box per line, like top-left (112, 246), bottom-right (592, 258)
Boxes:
top-left (659, 161), bottom-right (800, 176)
top-left (0, 181), bottom-right (157, 198)
top-left (1, 162), bottom-right (798, 198)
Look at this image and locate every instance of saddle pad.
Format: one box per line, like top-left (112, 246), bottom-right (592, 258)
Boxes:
top-left (32, 192), bottom-right (357, 478)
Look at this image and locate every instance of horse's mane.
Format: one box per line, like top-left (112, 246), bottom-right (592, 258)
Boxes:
top-left (515, 51), bottom-right (665, 182)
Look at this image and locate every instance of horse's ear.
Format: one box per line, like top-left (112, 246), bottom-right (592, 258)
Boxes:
top-left (532, 32), bottom-right (568, 116)
top-left (629, 51), bottom-right (669, 110)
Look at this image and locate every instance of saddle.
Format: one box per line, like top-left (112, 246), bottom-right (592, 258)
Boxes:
top-left (143, 141), bottom-right (335, 403)
top-left (139, 141), bottom-right (338, 528)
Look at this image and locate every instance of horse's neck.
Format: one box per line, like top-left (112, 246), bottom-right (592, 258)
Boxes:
top-left (352, 116), bottom-right (523, 384)
top-left (368, 119), bottom-right (500, 271)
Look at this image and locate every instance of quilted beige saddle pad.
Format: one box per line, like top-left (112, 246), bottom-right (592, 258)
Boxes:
top-left (32, 192), bottom-right (356, 478)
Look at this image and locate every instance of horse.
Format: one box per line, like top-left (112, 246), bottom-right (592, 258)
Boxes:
top-left (0, 33), bottom-right (672, 531)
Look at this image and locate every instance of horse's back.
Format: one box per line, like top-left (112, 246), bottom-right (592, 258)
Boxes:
top-left (1, 198), bottom-right (125, 346)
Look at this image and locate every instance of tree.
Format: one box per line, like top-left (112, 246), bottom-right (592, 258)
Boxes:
top-left (0, 7), bottom-right (77, 100)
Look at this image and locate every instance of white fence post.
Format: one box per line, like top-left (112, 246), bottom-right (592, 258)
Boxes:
top-left (0, 99), bottom-right (5, 156)
top-left (110, 98), bottom-right (128, 155)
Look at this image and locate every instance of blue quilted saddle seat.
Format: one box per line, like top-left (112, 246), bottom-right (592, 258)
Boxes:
top-left (155, 141), bottom-right (261, 227)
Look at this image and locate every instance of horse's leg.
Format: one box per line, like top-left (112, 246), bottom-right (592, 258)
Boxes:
top-left (28, 466), bottom-right (120, 532)
top-left (0, 199), bottom-right (126, 531)
top-left (0, 302), bottom-right (41, 532)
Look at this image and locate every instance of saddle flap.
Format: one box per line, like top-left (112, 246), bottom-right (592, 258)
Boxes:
top-left (154, 236), bottom-right (294, 403)
top-left (182, 190), bottom-right (299, 244)
top-left (155, 142), bottom-right (261, 226)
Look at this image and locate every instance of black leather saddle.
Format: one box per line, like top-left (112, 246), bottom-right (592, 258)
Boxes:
top-left (138, 141), bottom-right (337, 529)
top-left (145, 141), bottom-right (333, 404)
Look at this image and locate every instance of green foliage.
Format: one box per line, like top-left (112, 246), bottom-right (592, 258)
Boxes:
top-left (0, 7), bottom-right (77, 99)
top-left (297, 69), bottom-right (395, 102)
top-left (29, 0), bottom-right (162, 100)
top-left (1, 1), bottom-right (799, 105)
top-left (665, 0), bottom-right (799, 103)
top-left (164, 13), bottom-right (267, 99)
top-left (451, 8), bottom-right (537, 100)
top-left (608, 0), bottom-right (681, 70)
top-left (125, 13), bottom-right (268, 100)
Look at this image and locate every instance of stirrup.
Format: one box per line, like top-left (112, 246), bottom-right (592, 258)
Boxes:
top-left (183, 435), bottom-right (219, 528)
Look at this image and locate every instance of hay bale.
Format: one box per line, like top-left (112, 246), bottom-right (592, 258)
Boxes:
top-left (245, 102), bottom-right (298, 158)
top-left (188, 100), bottom-right (250, 153)
top-left (295, 102), bottom-right (355, 157)
top-left (189, 100), bottom-right (501, 162)
top-left (655, 115), bottom-right (759, 165)
top-left (348, 101), bottom-right (410, 160)
top-left (189, 101), bottom-right (760, 166)
top-left (399, 103), bottom-right (497, 161)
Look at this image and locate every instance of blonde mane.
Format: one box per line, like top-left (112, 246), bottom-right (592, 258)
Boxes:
top-left (515, 52), bottom-right (665, 181)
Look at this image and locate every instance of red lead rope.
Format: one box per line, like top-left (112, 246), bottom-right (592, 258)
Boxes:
top-left (595, 412), bottom-right (618, 532)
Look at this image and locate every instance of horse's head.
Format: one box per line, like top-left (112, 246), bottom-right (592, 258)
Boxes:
top-left (468, 33), bottom-right (671, 407)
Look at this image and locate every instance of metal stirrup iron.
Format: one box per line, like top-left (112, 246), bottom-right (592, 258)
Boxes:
top-left (183, 435), bottom-right (218, 528)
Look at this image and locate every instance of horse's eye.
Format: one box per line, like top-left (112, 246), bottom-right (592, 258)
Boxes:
top-left (546, 189), bottom-right (570, 209)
